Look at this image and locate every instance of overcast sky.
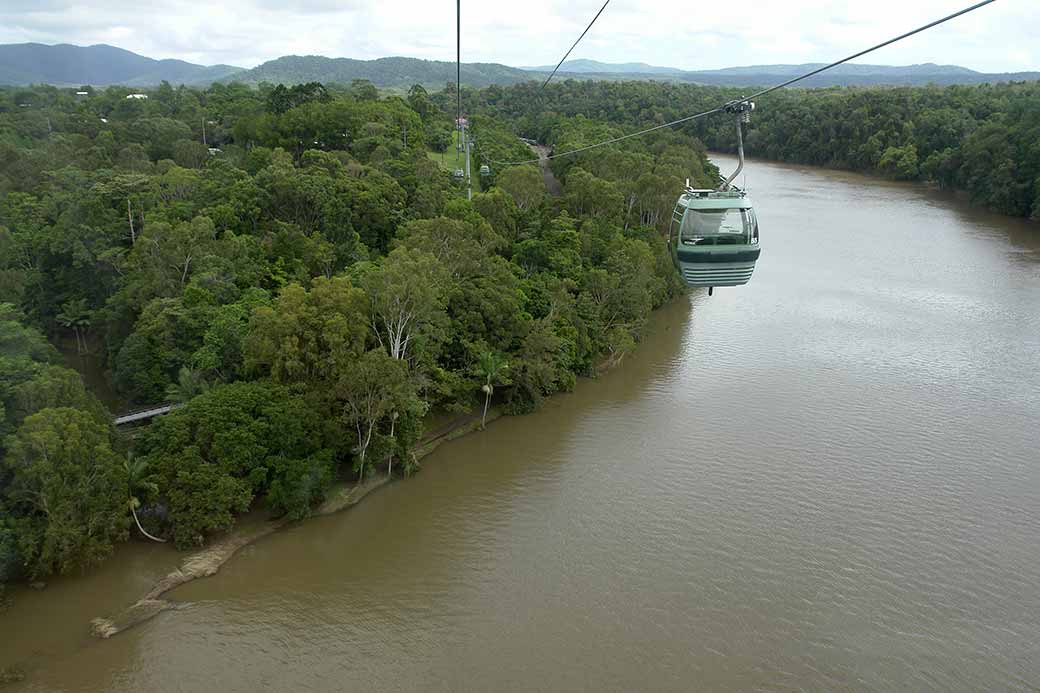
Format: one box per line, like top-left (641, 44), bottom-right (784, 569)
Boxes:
top-left (0, 0), bottom-right (1035, 72)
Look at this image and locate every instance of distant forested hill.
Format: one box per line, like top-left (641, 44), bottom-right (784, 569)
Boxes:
top-left (1, 43), bottom-right (1036, 89)
top-left (665, 62), bottom-right (1040, 87)
top-left (233, 55), bottom-right (540, 89)
top-left (237, 57), bottom-right (1040, 89)
top-left (521, 59), bottom-right (684, 75)
top-left (519, 60), bottom-right (1040, 88)
top-left (0, 43), bottom-right (243, 86)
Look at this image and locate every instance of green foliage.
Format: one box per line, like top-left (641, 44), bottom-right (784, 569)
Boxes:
top-left (0, 305), bottom-right (56, 362)
top-left (477, 351), bottom-right (509, 428)
top-left (0, 521), bottom-right (22, 584)
top-left (150, 444), bottom-right (252, 547)
top-left (246, 276), bottom-right (368, 383)
top-left (123, 453), bottom-right (165, 542)
top-left (8, 364), bottom-right (107, 426)
top-left (361, 247), bottom-right (450, 364)
top-left (337, 349), bottom-right (413, 479)
top-left (3, 408), bottom-right (127, 578)
top-left (266, 82), bottom-right (332, 115)
top-left (563, 168), bottom-right (624, 222)
top-left (496, 166), bottom-right (546, 212)
top-left (266, 450), bottom-right (335, 519)
top-left (192, 290), bottom-right (269, 380)
top-left (505, 318), bottom-right (571, 414)
top-left (165, 366), bottom-right (210, 403)
top-left (407, 84), bottom-right (434, 121)
top-left (879, 144), bottom-right (920, 180)
top-left (0, 78), bottom-right (722, 580)
top-left (0, 73), bottom-right (1035, 588)
top-left (173, 139), bottom-right (209, 169)
top-left (476, 79), bottom-right (1039, 218)
top-left (0, 310), bottom-right (107, 448)
top-left (125, 454), bottom-right (158, 507)
top-left (350, 79), bottom-right (379, 102)
top-left (139, 380), bottom-right (335, 546)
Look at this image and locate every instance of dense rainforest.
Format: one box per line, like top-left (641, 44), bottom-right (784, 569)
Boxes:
top-left (1, 74), bottom-right (1036, 593)
top-left (0, 79), bottom-right (702, 589)
top-left (472, 79), bottom-right (1040, 218)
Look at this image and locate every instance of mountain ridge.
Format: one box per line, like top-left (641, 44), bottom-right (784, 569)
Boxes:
top-left (0, 42), bottom-right (244, 87)
top-left (521, 59), bottom-right (684, 74)
top-left (1, 43), bottom-right (1036, 89)
top-left (237, 54), bottom-right (535, 89)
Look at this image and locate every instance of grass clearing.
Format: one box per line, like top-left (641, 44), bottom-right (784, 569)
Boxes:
top-left (427, 129), bottom-right (465, 172)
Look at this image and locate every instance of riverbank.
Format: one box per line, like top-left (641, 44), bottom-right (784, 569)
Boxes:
top-left (1, 305), bottom-right (669, 687)
top-left (86, 325), bottom-right (657, 640)
top-left (88, 406), bottom-right (504, 640)
top-left (86, 283), bottom-right (670, 640)
top-left (88, 348), bottom-right (655, 642)
top-left (4, 153), bottom-right (1038, 692)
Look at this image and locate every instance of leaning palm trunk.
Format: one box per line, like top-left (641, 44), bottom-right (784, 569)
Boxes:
top-left (387, 415), bottom-right (396, 477)
top-left (130, 501), bottom-right (165, 542)
top-left (481, 385), bottom-right (492, 429)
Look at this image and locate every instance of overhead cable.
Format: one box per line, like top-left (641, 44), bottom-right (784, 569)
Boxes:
top-left (493, 0), bottom-right (997, 166)
top-left (541, 0), bottom-right (612, 90)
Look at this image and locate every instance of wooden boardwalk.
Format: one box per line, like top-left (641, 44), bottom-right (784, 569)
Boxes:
top-left (114, 403), bottom-right (180, 426)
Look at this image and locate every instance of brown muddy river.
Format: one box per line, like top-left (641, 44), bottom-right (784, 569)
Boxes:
top-left (3, 156), bottom-right (1039, 691)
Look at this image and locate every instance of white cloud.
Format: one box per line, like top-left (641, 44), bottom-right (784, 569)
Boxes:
top-left (0, 0), bottom-right (1035, 72)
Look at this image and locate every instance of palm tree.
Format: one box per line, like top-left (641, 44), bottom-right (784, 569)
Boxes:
top-left (387, 410), bottom-right (399, 477)
top-left (124, 454), bottom-right (165, 543)
top-left (165, 366), bottom-right (209, 404)
top-left (55, 298), bottom-right (92, 354)
top-left (478, 352), bottom-right (508, 430)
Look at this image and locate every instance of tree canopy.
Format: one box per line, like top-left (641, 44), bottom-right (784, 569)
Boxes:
top-left (6, 74), bottom-right (1028, 586)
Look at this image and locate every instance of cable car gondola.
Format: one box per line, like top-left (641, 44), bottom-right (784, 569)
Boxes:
top-left (669, 101), bottom-right (760, 294)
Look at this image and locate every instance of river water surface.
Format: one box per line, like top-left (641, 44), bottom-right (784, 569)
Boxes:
top-left (3, 156), bottom-right (1039, 691)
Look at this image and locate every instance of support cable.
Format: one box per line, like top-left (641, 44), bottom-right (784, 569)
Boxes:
top-left (493, 0), bottom-right (997, 166)
top-left (461, 0), bottom-right (465, 129)
top-left (541, 0), bottom-right (611, 90)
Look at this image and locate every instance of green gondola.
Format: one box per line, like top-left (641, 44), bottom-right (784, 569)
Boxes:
top-left (669, 101), bottom-right (760, 293)
top-left (668, 187), bottom-right (760, 289)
